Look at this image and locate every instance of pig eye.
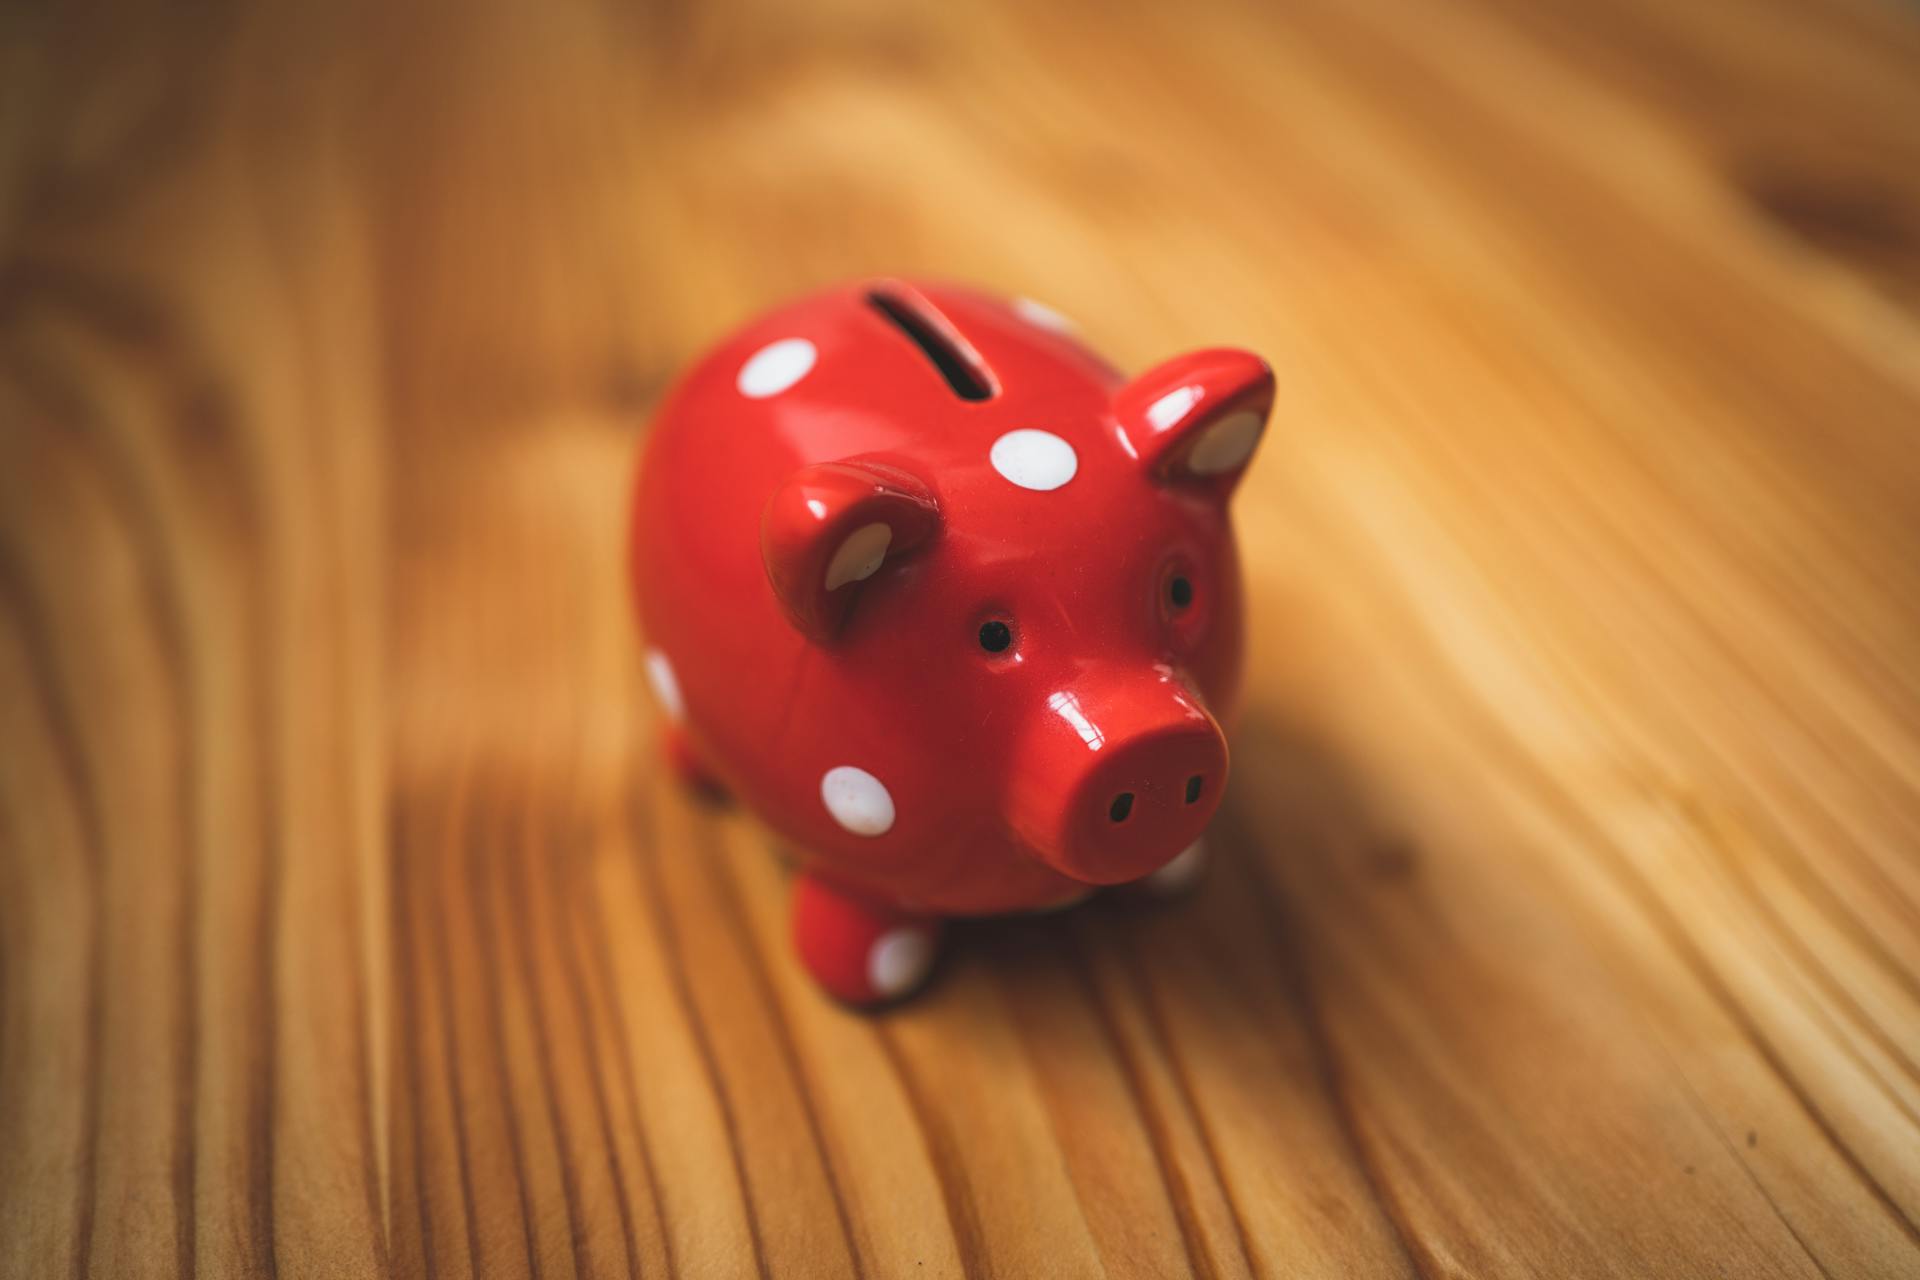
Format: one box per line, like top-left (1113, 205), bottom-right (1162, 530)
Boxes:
top-left (978, 620), bottom-right (1013, 653)
top-left (1168, 575), bottom-right (1194, 610)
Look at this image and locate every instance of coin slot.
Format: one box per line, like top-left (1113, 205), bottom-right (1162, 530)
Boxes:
top-left (867, 288), bottom-right (997, 401)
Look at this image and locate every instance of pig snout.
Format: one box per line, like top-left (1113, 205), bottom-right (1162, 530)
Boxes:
top-left (1006, 668), bottom-right (1228, 884)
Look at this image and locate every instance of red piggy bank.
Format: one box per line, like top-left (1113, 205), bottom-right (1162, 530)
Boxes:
top-left (631, 280), bottom-right (1270, 1005)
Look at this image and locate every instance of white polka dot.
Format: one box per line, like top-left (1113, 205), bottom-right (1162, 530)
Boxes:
top-left (1013, 296), bottom-right (1075, 333)
top-left (823, 522), bottom-right (892, 591)
top-left (990, 429), bottom-right (1078, 491)
top-left (737, 338), bottom-right (817, 398)
top-left (821, 765), bottom-right (895, 836)
top-left (1186, 411), bottom-right (1262, 476)
top-left (1146, 385), bottom-right (1201, 431)
top-left (1142, 840), bottom-right (1208, 896)
top-left (868, 927), bottom-right (934, 998)
top-left (644, 648), bottom-right (684, 722)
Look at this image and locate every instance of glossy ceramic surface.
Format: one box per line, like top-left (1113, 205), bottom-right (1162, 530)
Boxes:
top-left (630, 279), bottom-right (1270, 1000)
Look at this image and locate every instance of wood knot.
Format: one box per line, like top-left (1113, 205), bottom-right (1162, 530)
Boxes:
top-left (1733, 163), bottom-right (1914, 259)
top-left (1365, 838), bottom-right (1417, 881)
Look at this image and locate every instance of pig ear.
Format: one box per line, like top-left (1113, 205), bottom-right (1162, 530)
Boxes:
top-left (1112, 348), bottom-right (1274, 496)
top-left (761, 459), bottom-right (942, 642)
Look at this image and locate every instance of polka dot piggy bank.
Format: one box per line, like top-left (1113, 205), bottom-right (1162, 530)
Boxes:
top-left (630, 280), bottom-right (1271, 1006)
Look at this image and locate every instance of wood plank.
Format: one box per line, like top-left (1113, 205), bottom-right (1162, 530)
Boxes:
top-left (3, 0), bottom-right (1918, 1275)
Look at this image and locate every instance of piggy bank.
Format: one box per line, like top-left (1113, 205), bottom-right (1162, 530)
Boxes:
top-left (630, 280), bottom-right (1270, 1005)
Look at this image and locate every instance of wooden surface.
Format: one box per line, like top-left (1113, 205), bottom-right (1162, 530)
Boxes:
top-left (5, 0), bottom-right (1920, 1275)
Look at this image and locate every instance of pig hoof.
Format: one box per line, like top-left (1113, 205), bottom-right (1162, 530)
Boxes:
top-left (1028, 888), bottom-right (1097, 915)
top-left (1139, 840), bottom-right (1209, 897)
top-left (867, 927), bottom-right (937, 1000)
top-left (793, 873), bottom-right (942, 1006)
top-left (662, 728), bottom-right (729, 803)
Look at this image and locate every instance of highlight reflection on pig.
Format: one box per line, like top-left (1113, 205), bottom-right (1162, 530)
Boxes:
top-left (631, 281), bottom-right (1270, 1005)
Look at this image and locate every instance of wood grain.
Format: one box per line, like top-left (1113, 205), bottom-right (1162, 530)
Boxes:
top-left (4, 0), bottom-right (1919, 1275)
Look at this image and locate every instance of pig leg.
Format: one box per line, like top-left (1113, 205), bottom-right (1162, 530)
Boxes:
top-left (661, 726), bottom-right (729, 802)
top-left (792, 873), bottom-right (942, 1005)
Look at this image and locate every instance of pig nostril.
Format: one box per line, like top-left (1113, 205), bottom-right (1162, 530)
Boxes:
top-left (1185, 775), bottom-right (1203, 804)
top-left (1109, 792), bottom-right (1134, 822)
